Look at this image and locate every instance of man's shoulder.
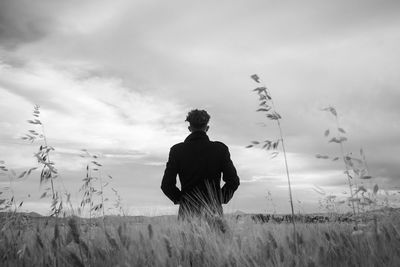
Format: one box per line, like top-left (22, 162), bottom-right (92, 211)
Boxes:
top-left (169, 140), bottom-right (229, 151)
top-left (170, 142), bottom-right (184, 150)
top-left (212, 141), bottom-right (229, 150)
top-left (171, 142), bottom-right (185, 148)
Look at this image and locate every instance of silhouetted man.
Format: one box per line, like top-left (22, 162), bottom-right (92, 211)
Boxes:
top-left (161, 109), bottom-right (240, 219)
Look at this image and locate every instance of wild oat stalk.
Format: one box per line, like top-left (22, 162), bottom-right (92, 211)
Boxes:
top-left (1, 160), bottom-right (37, 216)
top-left (247, 74), bottom-right (297, 249)
top-left (0, 161), bottom-right (29, 262)
top-left (80, 157), bottom-right (95, 221)
top-left (344, 149), bottom-right (379, 212)
top-left (312, 185), bottom-right (341, 216)
top-left (265, 190), bottom-right (277, 215)
top-left (0, 162), bottom-right (26, 213)
top-left (317, 106), bottom-right (381, 231)
top-left (0, 161), bottom-right (15, 212)
top-left (80, 150), bottom-right (112, 220)
top-left (317, 106), bottom-right (373, 219)
top-left (111, 187), bottom-right (125, 216)
top-left (316, 106), bottom-right (357, 221)
top-left (21, 105), bottom-right (63, 216)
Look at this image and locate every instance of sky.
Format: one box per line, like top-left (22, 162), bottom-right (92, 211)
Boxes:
top-left (1, 0), bottom-right (400, 216)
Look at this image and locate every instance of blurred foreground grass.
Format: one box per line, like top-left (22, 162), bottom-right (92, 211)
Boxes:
top-left (1, 210), bottom-right (400, 267)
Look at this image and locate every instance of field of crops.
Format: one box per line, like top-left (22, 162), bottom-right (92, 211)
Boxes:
top-left (1, 209), bottom-right (399, 267)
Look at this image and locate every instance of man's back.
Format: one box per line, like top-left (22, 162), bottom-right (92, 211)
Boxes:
top-left (161, 131), bottom-right (240, 218)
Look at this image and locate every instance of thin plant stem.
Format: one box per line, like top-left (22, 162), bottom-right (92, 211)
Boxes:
top-left (258, 79), bottom-right (297, 250)
top-left (89, 166), bottom-right (93, 223)
top-left (277, 120), bottom-right (296, 231)
top-left (8, 173), bottom-right (16, 212)
top-left (99, 173), bottom-right (106, 227)
top-left (268, 92), bottom-right (296, 226)
top-left (41, 124), bottom-right (56, 200)
top-left (274, 110), bottom-right (297, 251)
top-left (334, 116), bottom-right (358, 217)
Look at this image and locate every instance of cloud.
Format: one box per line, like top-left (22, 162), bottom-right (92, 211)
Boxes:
top-left (0, 0), bottom-right (130, 49)
top-left (0, 60), bottom-right (187, 155)
top-left (1, 0), bottom-right (400, 215)
top-left (0, 0), bottom-right (53, 48)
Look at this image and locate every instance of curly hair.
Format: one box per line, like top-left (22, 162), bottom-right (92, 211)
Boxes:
top-left (185, 109), bottom-right (210, 129)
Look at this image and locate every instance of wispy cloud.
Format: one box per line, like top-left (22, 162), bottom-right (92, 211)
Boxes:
top-left (0, 61), bottom-right (187, 153)
top-left (1, 0), bottom-right (400, 215)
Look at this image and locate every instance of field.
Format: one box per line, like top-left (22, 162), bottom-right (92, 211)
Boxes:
top-left (1, 96), bottom-right (398, 267)
top-left (1, 209), bottom-right (400, 267)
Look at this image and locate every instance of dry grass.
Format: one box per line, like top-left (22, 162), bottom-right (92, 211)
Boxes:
top-left (1, 104), bottom-right (399, 267)
top-left (0, 210), bottom-right (399, 266)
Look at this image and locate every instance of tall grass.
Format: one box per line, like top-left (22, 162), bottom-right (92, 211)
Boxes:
top-left (319, 106), bottom-right (358, 216)
top-left (316, 106), bottom-right (383, 230)
top-left (0, 211), bottom-right (399, 266)
top-left (1, 101), bottom-right (399, 266)
top-left (247, 74), bottom-right (297, 249)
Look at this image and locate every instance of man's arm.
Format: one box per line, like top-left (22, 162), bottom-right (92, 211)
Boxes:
top-left (161, 146), bottom-right (181, 204)
top-left (220, 145), bottom-right (240, 204)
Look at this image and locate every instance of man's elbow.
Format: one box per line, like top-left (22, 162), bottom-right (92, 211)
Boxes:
top-left (161, 177), bottom-right (169, 191)
top-left (232, 177), bottom-right (240, 190)
top-left (161, 181), bottom-right (169, 194)
top-left (226, 176), bottom-right (240, 191)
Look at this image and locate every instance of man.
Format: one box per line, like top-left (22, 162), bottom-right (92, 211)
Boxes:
top-left (161, 109), bottom-right (240, 219)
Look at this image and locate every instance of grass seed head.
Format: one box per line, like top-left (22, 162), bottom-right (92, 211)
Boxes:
top-left (54, 222), bottom-right (60, 240)
top-left (163, 236), bottom-right (172, 258)
top-left (296, 232), bottom-right (304, 245)
top-left (147, 224), bottom-right (153, 239)
top-left (68, 217), bottom-right (80, 244)
top-left (36, 233), bottom-right (44, 249)
top-left (105, 230), bottom-right (119, 250)
top-left (268, 232), bottom-right (278, 249)
top-left (324, 232), bottom-right (331, 241)
top-left (278, 246), bottom-right (285, 262)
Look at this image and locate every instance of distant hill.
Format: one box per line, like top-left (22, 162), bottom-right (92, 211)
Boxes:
top-left (0, 211), bottom-right (43, 218)
top-left (1, 206), bottom-right (398, 222)
top-left (228, 210), bottom-right (246, 215)
top-left (27, 212), bottom-right (43, 217)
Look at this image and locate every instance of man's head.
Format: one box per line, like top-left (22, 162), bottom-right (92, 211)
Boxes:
top-left (185, 109), bottom-right (210, 132)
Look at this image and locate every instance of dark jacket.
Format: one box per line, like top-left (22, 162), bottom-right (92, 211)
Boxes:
top-left (161, 131), bottom-right (240, 218)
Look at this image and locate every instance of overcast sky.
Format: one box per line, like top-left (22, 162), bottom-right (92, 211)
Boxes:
top-left (1, 0), bottom-right (400, 216)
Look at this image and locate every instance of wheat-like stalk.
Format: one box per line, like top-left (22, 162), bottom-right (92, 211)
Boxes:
top-left (248, 74), bottom-right (297, 250)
